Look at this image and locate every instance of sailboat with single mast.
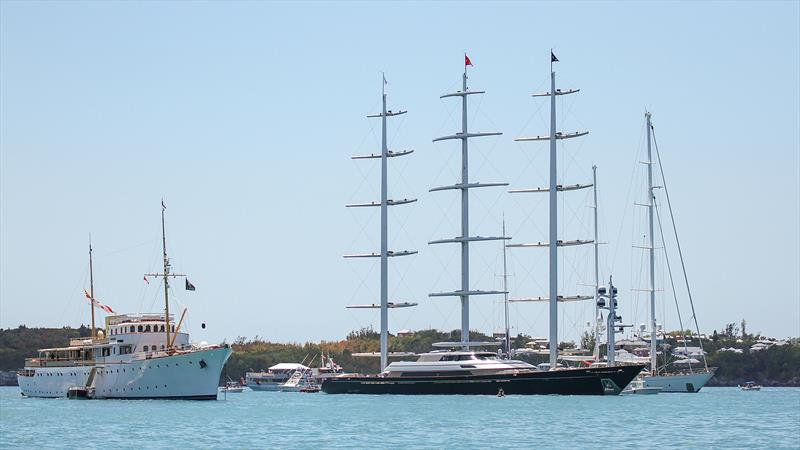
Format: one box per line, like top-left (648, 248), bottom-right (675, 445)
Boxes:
top-left (636, 112), bottom-right (715, 392)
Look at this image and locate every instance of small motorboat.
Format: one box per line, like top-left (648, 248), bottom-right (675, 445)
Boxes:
top-left (299, 384), bottom-right (321, 393)
top-left (221, 380), bottom-right (246, 393)
top-left (622, 376), bottom-right (662, 395)
top-left (739, 381), bottom-right (761, 391)
top-left (67, 386), bottom-right (93, 399)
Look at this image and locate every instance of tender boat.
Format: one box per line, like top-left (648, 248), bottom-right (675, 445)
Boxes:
top-left (221, 380), bottom-right (245, 393)
top-left (622, 376), bottom-right (662, 395)
top-left (739, 381), bottom-right (762, 391)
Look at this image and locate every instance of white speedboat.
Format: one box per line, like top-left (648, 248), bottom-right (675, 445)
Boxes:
top-left (221, 380), bottom-right (245, 393)
top-left (739, 381), bottom-right (761, 391)
top-left (623, 376), bottom-right (662, 395)
top-left (246, 363), bottom-right (308, 391)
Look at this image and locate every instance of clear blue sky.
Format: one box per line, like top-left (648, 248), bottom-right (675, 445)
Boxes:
top-left (2, 1), bottom-right (798, 346)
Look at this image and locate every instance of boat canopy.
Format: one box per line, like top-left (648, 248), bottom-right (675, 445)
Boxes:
top-left (269, 363), bottom-right (309, 371)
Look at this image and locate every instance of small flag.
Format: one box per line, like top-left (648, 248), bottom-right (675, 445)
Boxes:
top-left (551, 51), bottom-right (559, 63)
top-left (465, 54), bottom-right (473, 67)
top-left (84, 289), bottom-right (117, 314)
top-left (161, 200), bottom-right (166, 210)
top-left (98, 302), bottom-right (116, 314)
top-left (185, 279), bottom-right (196, 291)
top-left (383, 73), bottom-right (387, 85)
top-left (143, 276), bottom-right (149, 284)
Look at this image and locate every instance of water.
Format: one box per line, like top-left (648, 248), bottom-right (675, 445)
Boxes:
top-left (1, 386), bottom-right (799, 449)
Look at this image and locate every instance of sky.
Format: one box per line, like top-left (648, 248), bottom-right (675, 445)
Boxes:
top-left (1, 1), bottom-right (798, 347)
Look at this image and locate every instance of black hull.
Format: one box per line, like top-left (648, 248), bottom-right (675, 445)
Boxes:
top-left (321, 364), bottom-right (645, 396)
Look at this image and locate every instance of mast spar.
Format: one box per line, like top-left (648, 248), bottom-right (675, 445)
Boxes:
top-left (646, 112), bottom-right (658, 376)
top-left (502, 216), bottom-right (511, 357)
top-left (592, 166), bottom-right (601, 361)
top-left (89, 235), bottom-right (96, 339)
top-left (144, 200), bottom-right (189, 351)
top-left (344, 74), bottom-right (417, 371)
top-left (161, 201), bottom-right (171, 350)
top-left (508, 51), bottom-right (591, 369)
top-left (429, 56), bottom-right (508, 350)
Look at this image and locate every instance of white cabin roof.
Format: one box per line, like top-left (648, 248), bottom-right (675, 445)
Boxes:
top-left (268, 363), bottom-right (309, 371)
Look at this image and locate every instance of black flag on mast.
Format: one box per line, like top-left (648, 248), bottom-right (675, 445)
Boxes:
top-left (551, 51), bottom-right (559, 62)
top-left (185, 279), bottom-right (196, 291)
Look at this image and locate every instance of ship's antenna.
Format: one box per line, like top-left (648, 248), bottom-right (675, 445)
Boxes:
top-left (89, 233), bottom-right (96, 339)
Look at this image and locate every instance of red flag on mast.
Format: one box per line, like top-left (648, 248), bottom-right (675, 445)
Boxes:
top-left (465, 54), bottom-right (473, 67)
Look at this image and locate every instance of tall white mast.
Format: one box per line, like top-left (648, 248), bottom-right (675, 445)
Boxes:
top-left (430, 57), bottom-right (507, 349)
top-left (345, 75), bottom-right (417, 371)
top-left (546, 68), bottom-right (559, 369)
top-left (646, 111), bottom-right (658, 375)
top-left (592, 165), bottom-right (601, 361)
top-left (379, 79), bottom-right (389, 372)
top-left (502, 216), bottom-right (511, 357)
top-left (508, 51), bottom-right (591, 369)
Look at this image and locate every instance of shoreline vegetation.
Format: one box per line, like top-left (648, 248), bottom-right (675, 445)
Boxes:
top-left (1, 324), bottom-right (798, 387)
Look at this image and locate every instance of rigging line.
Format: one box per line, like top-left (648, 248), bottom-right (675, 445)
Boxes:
top-left (58, 263), bottom-right (91, 327)
top-left (655, 202), bottom-right (693, 372)
top-left (652, 126), bottom-right (709, 370)
top-left (610, 120), bottom-right (648, 271)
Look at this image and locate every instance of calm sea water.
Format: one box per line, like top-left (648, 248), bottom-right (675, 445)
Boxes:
top-left (1, 386), bottom-right (798, 449)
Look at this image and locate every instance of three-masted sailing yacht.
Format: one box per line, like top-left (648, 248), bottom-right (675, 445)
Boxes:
top-left (636, 112), bottom-right (715, 392)
top-left (322, 54), bottom-right (643, 395)
top-left (17, 203), bottom-right (232, 399)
